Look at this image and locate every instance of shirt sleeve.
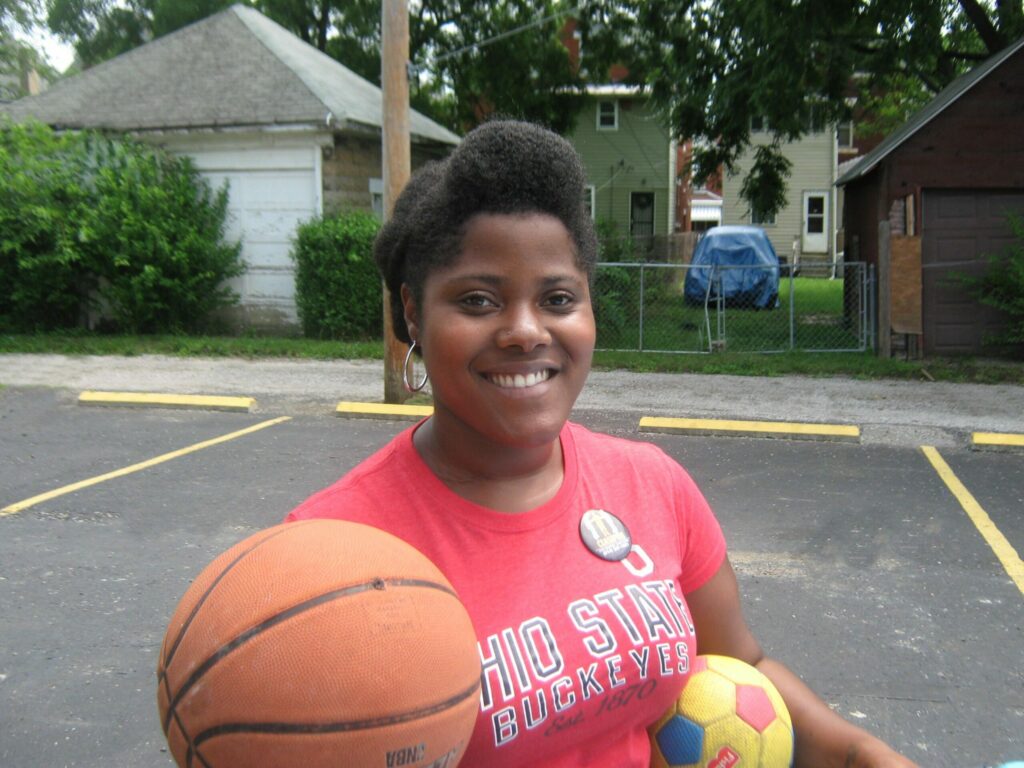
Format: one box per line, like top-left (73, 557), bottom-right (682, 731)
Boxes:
top-left (669, 460), bottom-right (727, 594)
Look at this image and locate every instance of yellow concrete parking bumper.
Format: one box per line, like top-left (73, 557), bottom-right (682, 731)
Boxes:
top-left (335, 401), bottom-right (433, 421)
top-left (639, 416), bottom-right (860, 442)
top-left (972, 431), bottom-right (1024, 451)
top-left (78, 390), bottom-right (254, 412)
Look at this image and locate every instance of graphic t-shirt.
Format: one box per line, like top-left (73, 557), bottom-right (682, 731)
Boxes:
top-left (286, 421), bottom-right (727, 767)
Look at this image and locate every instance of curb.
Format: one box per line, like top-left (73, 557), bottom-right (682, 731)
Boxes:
top-left (638, 416), bottom-right (861, 443)
top-left (971, 431), bottom-right (1024, 452)
top-left (78, 391), bottom-right (254, 413)
top-left (335, 401), bottom-right (433, 421)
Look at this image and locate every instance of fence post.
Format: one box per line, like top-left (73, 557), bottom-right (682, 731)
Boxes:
top-left (788, 265), bottom-right (795, 350)
top-left (638, 264), bottom-right (645, 352)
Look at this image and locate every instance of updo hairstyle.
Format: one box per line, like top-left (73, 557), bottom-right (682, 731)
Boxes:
top-left (373, 120), bottom-right (598, 345)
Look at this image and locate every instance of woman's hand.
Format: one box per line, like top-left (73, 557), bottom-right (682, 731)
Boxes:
top-left (844, 736), bottom-right (920, 768)
top-left (685, 560), bottom-right (920, 768)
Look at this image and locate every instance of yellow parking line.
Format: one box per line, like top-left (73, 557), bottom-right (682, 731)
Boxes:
top-left (79, 391), bottom-right (254, 412)
top-left (0, 416), bottom-right (291, 517)
top-left (921, 445), bottom-right (1024, 596)
top-left (972, 431), bottom-right (1024, 450)
top-left (335, 401), bottom-right (433, 420)
top-left (639, 416), bottom-right (860, 442)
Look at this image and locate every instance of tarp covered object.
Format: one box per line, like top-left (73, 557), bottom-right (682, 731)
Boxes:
top-left (683, 225), bottom-right (780, 309)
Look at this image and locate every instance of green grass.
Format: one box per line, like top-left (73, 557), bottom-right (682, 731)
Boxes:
top-left (1, 326), bottom-right (1021, 385)
top-left (592, 349), bottom-right (1024, 384)
top-left (0, 332), bottom-right (382, 359)
top-left (596, 275), bottom-right (864, 353)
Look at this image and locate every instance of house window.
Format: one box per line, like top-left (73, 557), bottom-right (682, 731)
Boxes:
top-left (597, 100), bottom-right (618, 130)
top-left (751, 208), bottom-right (776, 226)
top-left (837, 120), bottom-right (854, 148)
top-left (369, 178), bottom-right (384, 220)
top-left (630, 191), bottom-right (655, 238)
top-left (806, 104), bottom-right (827, 133)
top-left (582, 185), bottom-right (595, 219)
top-left (750, 115), bottom-right (770, 133)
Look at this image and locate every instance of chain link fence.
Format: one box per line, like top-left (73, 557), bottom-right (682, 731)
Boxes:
top-left (593, 258), bottom-right (875, 354)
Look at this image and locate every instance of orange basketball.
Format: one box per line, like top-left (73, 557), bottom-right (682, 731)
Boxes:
top-left (157, 519), bottom-right (480, 768)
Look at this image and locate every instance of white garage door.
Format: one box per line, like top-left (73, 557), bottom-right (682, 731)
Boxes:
top-left (173, 139), bottom-right (323, 328)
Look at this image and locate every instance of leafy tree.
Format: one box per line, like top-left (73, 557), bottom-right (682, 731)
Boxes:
top-left (47, 0), bottom-right (236, 67)
top-left (46, 0), bottom-right (589, 134)
top-left (0, 0), bottom-right (38, 34)
top-left (1, 0), bottom-right (51, 99)
top-left (580, 0), bottom-right (1024, 218)
top-left (409, 0), bottom-right (586, 134)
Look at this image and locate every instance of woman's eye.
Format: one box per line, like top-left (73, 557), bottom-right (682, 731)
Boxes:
top-left (546, 292), bottom-right (575, 308)
top-left (460, 293), bottom-right (495, 309)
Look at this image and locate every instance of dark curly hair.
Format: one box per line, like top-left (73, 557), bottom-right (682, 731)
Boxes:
top-left (373, 120), bottom-right (598, 345)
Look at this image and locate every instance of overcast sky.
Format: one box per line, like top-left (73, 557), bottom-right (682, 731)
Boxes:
top-left (20, 27), bottom-right (76, 71)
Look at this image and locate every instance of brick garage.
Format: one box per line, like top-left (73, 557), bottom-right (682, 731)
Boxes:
top-left (838, 37), bottom-right (1024, 356)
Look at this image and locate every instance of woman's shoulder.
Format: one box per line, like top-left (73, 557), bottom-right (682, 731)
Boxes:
top-left (285, 426), bottom-right (419, 522)
top-left (566, 420), bottom-right (699, 491)
top-left (567, 420), bottom-right (674, 463)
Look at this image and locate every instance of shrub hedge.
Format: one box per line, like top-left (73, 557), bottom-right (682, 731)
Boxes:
top-left (0, 120), bottom-right (242, 333)
top-left (292, 212), bottom-right (382, 339)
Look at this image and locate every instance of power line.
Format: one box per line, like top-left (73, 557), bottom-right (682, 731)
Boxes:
top-left (412, 4), bottom-right (582, 73)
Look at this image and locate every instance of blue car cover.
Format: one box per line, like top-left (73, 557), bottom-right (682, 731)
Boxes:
top-left (683, 225), bottom-right (780, 309)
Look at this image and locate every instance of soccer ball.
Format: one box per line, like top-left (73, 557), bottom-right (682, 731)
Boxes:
top-left (649, 655), bottom-right (794, 768)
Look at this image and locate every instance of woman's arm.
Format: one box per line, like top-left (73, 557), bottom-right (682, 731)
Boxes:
top-left (685, 558), bottom-right (919, 768)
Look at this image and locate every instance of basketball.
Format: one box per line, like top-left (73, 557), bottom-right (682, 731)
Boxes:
top-left (156, 519), bottom-right (481, 768)
top-left (649, 654), bottom-right (793, 768)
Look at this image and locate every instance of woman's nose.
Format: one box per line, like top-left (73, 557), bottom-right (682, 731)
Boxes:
top-left (496, 305), bottom-right (551, 351)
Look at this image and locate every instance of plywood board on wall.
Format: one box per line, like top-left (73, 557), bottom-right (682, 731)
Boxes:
top-left (890, 235), bottom-right (922, 334)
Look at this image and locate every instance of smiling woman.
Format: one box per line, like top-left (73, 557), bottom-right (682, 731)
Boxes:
top-left (284, 120), bottom-right (918, 768)
top-left (404, 211), bottom-right (595, 495)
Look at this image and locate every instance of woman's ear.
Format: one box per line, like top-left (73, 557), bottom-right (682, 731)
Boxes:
top-left (400, 284), bottom-right (419, 342)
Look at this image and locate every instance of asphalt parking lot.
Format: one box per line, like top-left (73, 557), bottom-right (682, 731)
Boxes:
top-left (0, 384), bottom-right (1022, 768)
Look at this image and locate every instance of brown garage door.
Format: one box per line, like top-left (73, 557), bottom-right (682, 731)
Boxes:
top-left (922, 189), bottom-right (1024, 355)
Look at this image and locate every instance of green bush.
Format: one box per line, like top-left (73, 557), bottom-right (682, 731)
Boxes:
top-left (292, 212), bottom-right (382, 339)
top-left (0, 120), bottom-right (242, 333)
top-left (0, 122), bottom-right (91, 330)
top-left (593, 219), bottom-right (640, 341)
top-left (75, 136), bottom-right (243, 333)
top-left (955, 212), bottom-right (1024, 353)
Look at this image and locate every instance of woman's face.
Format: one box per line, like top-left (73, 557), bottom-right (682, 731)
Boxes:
top-left (403, 212), bottom-right (595, 451)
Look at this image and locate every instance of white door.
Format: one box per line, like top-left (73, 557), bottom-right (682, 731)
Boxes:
top-left (801, 190), bottom-right (829, 254)
top-left (158, 134), bottom-right (323, 328)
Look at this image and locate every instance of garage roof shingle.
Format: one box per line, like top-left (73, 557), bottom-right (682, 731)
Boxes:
top-left (0, 4), bottom-right (459, 146)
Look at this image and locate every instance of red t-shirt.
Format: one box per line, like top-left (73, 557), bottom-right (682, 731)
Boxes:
top-left (286, 421), bottom-right (726, 767)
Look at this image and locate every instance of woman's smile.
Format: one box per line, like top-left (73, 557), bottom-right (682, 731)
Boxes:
top-left (484, 369), bottom-right (553, 390)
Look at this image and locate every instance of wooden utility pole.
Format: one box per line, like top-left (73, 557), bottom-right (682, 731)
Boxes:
top-left (381, 0), bottom-right (411, 403)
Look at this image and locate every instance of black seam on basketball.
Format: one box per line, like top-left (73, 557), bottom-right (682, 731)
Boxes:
top-left (160, 522), bottom-right (320, 735)
top-left (189, 678), bottom-right (480, 750)
top-left (160, 674), bottom-right (174, 736)
top-left (173, 708), bottom-right (197, 768)
top-left (164, 578), bottom-right (459, 734)
top-left (161, 523), bottom-right (307, 680)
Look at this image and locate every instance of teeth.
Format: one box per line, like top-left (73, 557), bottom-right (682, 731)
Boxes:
top-left (489, 370), bottom-right (552, 389)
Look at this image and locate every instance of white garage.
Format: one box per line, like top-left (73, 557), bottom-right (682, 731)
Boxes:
top-left (0, 5), bottom-right (458, 332)
top-left (160, 132), bottom-right (329, 327)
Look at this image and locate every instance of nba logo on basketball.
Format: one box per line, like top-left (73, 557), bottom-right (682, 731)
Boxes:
top-left (708, 747), bottom-right (740, 768)
top-left (385, 743), bottom-right (425, 766)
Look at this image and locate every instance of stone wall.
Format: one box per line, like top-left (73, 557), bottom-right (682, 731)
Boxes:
top-left (321, 134), bottom-right (381, 215)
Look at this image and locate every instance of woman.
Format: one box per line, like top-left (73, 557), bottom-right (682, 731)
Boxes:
top-left (287, 120), bottom-right (917, 768)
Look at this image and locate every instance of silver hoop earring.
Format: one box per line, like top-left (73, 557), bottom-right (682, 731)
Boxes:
top-left (403, 340), bottom-right (429, 393)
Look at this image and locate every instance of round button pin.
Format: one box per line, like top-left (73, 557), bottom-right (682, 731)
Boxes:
top-left (579, 509), bottom-right (632, 562)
